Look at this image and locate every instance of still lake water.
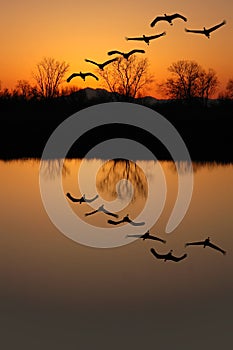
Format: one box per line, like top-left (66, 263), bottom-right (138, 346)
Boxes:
top-left (1, 158), bottom-right (233, 349)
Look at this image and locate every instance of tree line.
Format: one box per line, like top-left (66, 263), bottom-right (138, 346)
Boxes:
top-left (0, 56), bottom-right (233, 104)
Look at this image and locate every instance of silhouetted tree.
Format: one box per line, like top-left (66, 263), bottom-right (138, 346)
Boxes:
top-left (32, 57), bottom-right (69, 99)
top-left (162, 60), bottom-right (219, 104)
top-left (197, 68), bottom-right (219, 105)
top-left (0, 88), bottom-right (11, 99)
top-left (15, 80), bottom-right (34, 100)
top-left (164, 60), bottom-right (200, 100)
top-left (225, 79), bottom-right (233, 99)
top-left (98, 56), bottom-right (153, 100)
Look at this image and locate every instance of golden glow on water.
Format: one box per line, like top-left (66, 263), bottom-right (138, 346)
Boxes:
top-left (1, 158), bottom-right (232, 260)
top-left (0, 159), bottom-right (233, 346)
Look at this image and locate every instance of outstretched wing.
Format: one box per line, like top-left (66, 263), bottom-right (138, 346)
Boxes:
top-left (84, 194), bottom-right (99, 203)
top-left (67, 73), bottom-right (79, 82)
top-left (107, 50), bottom-right (122, 56)
top-left (150, 248), bottom-right (165, 259)
top-left (126, 234), bottom-right (143, 238)
top-left (129, 221), bottom-right (145, 226)
top-left (125, 36), bottom-right (144, 41)
top-left (85, 209), bottom-right (98, 216)
top-left (66, 192), bottom-right (81, 203)
top-left (86, 72), bottom-right (99, 80)
top-left (148, 235), bottom-right (166, 243)
top-left (108, 219), bottom-right (123, 225)
top-left (102, 208), bottom-right (119, 218)
top-left (185, 28), bottom-right (204, 34)
top-left (149, 32), bottom-right (166, 40)
top-left (185, 241), bottom-right (205, 247)
top-left (170, 13), bottom-right (187, 22)
top-left (150, 16), bottom-right (166, 27)
top-left (208, 20), bottom-right (226, 33)
top-left (102, 58), bottom-right (118, 67)
top-left (128, 49), bottom-right (145, 55)
top-left (171, 253), bottom-right (187, 262)
top-left (207, 242), bottom-right (226, 255)
top-left (85, 59), bottom-right (98, 67)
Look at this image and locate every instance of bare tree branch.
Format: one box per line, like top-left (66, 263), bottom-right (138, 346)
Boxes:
top-left (98, 56), bottom-right (153, 100)
top-left (162, 60), bottom-right (219, 104)
top-left (32, 57), bottom-right (69, 99)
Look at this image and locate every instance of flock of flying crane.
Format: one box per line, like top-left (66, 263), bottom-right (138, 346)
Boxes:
top-left (66, 192), bottom-right (226, 262)
top-left (66, 12), bottom-right (227, 84)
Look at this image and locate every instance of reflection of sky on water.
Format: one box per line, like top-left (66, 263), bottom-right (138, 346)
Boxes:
top-left (0, 159), bottom-right (233, 349)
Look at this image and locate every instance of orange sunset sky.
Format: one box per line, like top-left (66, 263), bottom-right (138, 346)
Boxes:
top-left (0, 0), bottom-right (232, 98)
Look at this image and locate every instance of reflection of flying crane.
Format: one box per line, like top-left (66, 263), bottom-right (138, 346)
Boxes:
top-left (108, 214), bottom-right (145, 226)
top-left (66, 192), bottom-right (98, 204)
top-left (150, 249), bottom-right (187, 262)
top-left (185, 237), bottom-right (226, 255)
top-left (126, 230), bottom-right (166, 243)
top-left (85, 204), bottom-right (118, 218)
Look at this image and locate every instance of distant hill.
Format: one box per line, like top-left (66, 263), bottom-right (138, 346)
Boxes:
top-left (136, 95), bottom-right (169, 106)
top-left (66, 88), bottom-right (228, 108)
top-left (65, 87), bottom-right (167, 106)
top-left (65, 87), bottom-right (118, 104)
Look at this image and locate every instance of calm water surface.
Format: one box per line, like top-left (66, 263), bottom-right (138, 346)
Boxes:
top-left (1, 159), bottom-right (233, 349)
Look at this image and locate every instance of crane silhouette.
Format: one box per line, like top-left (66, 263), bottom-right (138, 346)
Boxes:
top-left (185, 237), bottom-right (226, 255)
top-left (107, 49), bottom-right (145, 60)
top-left (66, 192), bottom-right (99, 204)
top-left (150, 248), bottom-right (187, 262)
top-left (84, 58), bottom-right (118, 70)
top-left (125, 32), bottom-right (166, 45)
top-left (85, 204), bottom-right (118, 218)
top-left (126, 230), bottom-right (166, 243)
top-left (150, 13), bottom-right (187, 27)
top-left (185, 20), bottom-right (226, 38)
top-left (67, 71), bottom-right (99, 82)
top-left (108, 214), bottom-right (145, 226)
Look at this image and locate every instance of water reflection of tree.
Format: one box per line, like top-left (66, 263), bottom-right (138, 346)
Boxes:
top-left (40, 159), bottom-right (69, 179)
top-left (96, 159), bottom-right (147, 201)
top-left (168, 160), bottom-right (227, 174)
top-left (168, 161), bottom-right (193, 174)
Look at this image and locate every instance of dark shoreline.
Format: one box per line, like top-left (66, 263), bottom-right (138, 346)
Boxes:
top-left (1, 118), bottom-right (232, 162)
top-left (1, 96), bottom-right (232, 162)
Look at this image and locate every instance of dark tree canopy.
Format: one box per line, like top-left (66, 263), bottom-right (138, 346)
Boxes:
top-left (225, 79), bottom-right (233, 99)
top-left (162, 60), bottom-right (219, 104)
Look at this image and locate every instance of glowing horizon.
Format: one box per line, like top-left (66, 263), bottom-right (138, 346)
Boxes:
top-left (0, 0), bottom-right (232, 98)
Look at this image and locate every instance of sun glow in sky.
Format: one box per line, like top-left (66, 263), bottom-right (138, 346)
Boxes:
top-left (0, 0), bottom-right (232, 97)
